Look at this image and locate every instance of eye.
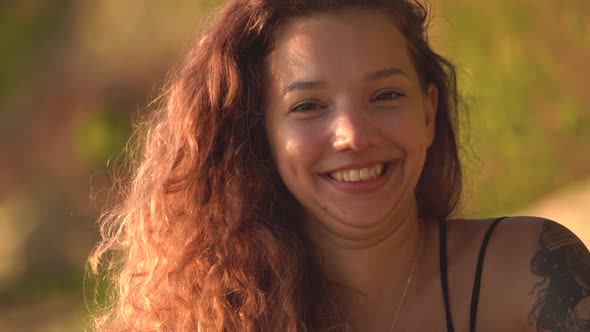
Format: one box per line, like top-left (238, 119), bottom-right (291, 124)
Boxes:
top-left (372, 90), bottom-right (405, 102)
top-left (290, 101), bottom-right (325, 113)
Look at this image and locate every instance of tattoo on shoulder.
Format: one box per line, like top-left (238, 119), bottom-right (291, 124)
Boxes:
top-left (529, 220), bottom-right (590, 332)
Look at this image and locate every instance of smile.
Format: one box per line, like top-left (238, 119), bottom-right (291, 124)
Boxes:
top-left (328, 163), bottom-right (387, 182)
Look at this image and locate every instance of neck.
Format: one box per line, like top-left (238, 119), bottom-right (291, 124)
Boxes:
top-left (304, 205), bottom-right (424, 329)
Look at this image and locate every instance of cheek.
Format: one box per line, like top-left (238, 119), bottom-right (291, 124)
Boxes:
top-left (272, 125), bottom-right (323, 179)
top-left (276, 137), bottom-right (302, 170)
top-left (277, 130), bottom-right (308, 167)
top-left (378, 111), bottom-right (429, 149)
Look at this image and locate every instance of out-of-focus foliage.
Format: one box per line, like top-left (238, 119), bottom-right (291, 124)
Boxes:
top-left (432, 0), bottom-right (590, 216)
top-left (0, 0), bottom-right (588, 330)
top-left (0, 1), bottom-right (219, 330)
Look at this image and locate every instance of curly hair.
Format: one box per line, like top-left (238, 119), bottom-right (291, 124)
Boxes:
top-left (89, 0), bottom-right (461, 330)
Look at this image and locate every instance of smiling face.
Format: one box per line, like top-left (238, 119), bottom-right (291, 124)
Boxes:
top-left (264, 10), bottom-right (437, 239)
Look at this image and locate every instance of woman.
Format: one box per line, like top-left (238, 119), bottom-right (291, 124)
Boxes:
top-left (90, 0), bottom-right (590, 331)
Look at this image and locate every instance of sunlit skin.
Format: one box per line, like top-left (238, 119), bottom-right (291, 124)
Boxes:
top-left (264, 10), bottom-right (438, 329)
top-left (264, 12), bottom-right (437, 238)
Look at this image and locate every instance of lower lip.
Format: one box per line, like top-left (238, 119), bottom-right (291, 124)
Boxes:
top-left (323, 161), bottom-right (398, 193)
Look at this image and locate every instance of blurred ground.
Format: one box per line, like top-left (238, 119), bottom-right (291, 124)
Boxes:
top-left (518, 177), bottom-right (590, 248)
top-left (0, 296), bottom-right (82, 332)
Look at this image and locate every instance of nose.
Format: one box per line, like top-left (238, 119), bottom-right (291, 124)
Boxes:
top-left (331, 109), bottom-right (379, 151)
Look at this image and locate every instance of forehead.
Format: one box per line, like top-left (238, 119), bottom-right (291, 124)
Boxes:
top-left (266, 10), bottom-right (417, 85)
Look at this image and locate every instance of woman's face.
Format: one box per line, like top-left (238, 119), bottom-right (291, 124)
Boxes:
top-left (264, 11), bottom-right (437, 238)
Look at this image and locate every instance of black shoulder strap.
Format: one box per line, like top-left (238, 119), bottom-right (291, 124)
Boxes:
top-left (439, 219), bottom-right (454, 332)
top-left (469, 217), bottom-right (508, 332)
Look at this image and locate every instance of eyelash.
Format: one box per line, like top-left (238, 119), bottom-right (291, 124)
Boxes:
top-left (290, 102), bottom-right (325, 113)
top-left (371, 90), bottom-right (405, 102)
top-left (289, 90), bottom-right (405, 113)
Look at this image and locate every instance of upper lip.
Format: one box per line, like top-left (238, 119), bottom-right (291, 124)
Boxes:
top-left (324, 160), bottom-right (391, 173)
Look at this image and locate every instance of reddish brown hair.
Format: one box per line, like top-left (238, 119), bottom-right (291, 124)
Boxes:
top-left (90, 0), bottom-right (461, 330)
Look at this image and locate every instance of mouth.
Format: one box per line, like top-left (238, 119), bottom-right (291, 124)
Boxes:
top-left (326, 162), bottom-right (391, 182)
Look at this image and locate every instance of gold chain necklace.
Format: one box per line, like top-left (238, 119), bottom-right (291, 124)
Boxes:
top-left (389, 221), bottom-right (423, 331)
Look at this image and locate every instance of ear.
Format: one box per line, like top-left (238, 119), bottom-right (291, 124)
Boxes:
top-left (424, 83), bottom-right (438, 147)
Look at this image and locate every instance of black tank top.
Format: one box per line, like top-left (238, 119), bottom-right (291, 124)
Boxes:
top-left (439, 217), bottom-right (508, 332)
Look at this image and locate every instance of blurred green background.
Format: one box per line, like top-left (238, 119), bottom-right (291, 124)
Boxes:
top-left (1, 0), bottom-right (588, 330)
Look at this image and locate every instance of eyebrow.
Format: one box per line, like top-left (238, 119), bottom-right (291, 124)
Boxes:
top-left (365, 67), bottom-right (409, 81)
top-left (282, 66), bottom-right (409, 96)
top-left (283, 80), bottom-right (327, 95)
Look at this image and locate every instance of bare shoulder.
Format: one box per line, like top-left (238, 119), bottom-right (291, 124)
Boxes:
top-left (495, 217), bottom-right (590, 331)
top-left (445, 216), bottom-right (544, 258)
top-left (448, 216), bottom-right (584, 260)
top-left (448, 215), bottom-right (542, 240)
top-left (447, 216), bottom-right (590, 331)
top-left (524, 217), bottom-right (590, 331)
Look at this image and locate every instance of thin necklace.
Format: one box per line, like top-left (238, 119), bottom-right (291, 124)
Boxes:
top-left (389, 221), bottom-right (423, 332)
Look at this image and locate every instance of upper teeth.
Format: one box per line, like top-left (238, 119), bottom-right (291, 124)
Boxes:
top-left (330, 163), bottom-right (384, 182)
